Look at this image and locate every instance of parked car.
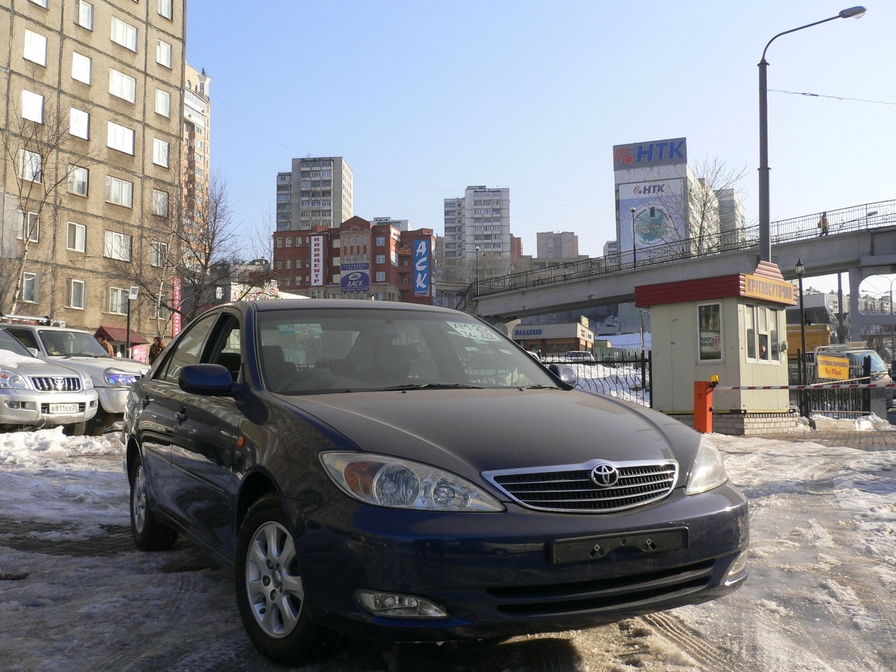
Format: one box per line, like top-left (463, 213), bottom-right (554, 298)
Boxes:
top-left (0, 329), bottom-right (98, 433)
top-left (0, 324), bottom-right (148, 434)
top-left (122, 299), bottom-right (748, 666)
top-left (563, 350), bottom-right (596, 362)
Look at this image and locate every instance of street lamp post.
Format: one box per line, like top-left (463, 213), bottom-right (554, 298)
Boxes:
top-left (631, 207), bottom-right (637, 268)
top-left (474, 245), bottom-right (481, 297)
top-left (758, 6), bottom-right (866, 262)
top-left (796, 260), bottom-right (808, 417)
top-left (125, 286), bottom-right (139, 359)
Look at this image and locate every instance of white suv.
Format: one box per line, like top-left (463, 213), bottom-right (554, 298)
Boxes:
top-left (0, 329), bottom-right (98, 433)
top-left (0, 324), bottom-right (149, 434)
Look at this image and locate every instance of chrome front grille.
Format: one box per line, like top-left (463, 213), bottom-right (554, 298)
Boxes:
top-left (30, 376), bottom-right (82, 392)
top-left (484, 459), bottom-right (678, 513)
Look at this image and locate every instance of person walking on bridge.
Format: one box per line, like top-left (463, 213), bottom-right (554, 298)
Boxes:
top-left (817, 211), bottom-right (830, 236)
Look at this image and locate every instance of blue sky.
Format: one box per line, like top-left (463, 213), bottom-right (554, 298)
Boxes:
top-left (185, 1), bottom-right (894, 294)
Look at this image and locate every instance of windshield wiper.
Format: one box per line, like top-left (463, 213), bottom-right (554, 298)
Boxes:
top-left (518, 384), bottom-right (560, 390)
top-left (380, 383), bottom-right (484, 392)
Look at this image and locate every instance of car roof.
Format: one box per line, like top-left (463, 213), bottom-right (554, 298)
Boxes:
top-left (0, 324), bottom-right (93, 334)
top-left (245, 299), bottom-right (462, 315)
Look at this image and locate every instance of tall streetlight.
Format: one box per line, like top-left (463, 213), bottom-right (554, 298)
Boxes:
top-left (795, 260), bottom-right (807, 385)
top-left (758, 6), bottom-right (866, 262)
top-left (631, 207), bottom-right (637, 268)
top-left (474, 245), bottom-right (481, 297)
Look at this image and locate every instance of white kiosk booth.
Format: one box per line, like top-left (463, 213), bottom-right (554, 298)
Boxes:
top-left (636, 262), bottom-right (800, 435)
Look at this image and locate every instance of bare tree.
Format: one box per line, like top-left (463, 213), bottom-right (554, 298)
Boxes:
top-left (108, 174), bottom-right (277, 331)
top-left (1, 100), bottom-right (98, 314)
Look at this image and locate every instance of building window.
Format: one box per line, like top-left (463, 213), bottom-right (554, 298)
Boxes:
top-left (109, 69), bottom-right (137, 103)
top-left (152, 189), bottom-right (169, 217)
top-left (276, 237), bottom-right (282, 248)
top-left (77, 1), bottom-right (94, 30)
top-left (24, 30), bottom-right (47, 66)
top-left (71, 51), bottom-right (92, 84)
top-left (376, 271), bottom-right (386, 282)
top-left (21, 90), bottom-right (44, 123)
top-left (22, 273), bottom-right (39, 303)
top-left (70, 107), bottom-right (90, 139)
top-left (110, 17), bottom-right (138, 52)
top-left (375, 236), bottom-right (386, 246)
top-left (156, 39), bottom-right (173, 68)
top-left (152, 138), bottom-right (170, 167)
top-left (375, 254), bottom-right (385, 264)
top-left (745, 305), bottom-right (781, 362)
top-left (68, 166), bottom-right (88, 196)
top-left (151, 241), bottom-right (168, 267)
top-left (104, 231), bottom-right (132, 262)
top-left (155, 89), bottom-right (171, 117)
top-left (698, 303), bottom-right (722, 362)
top-left (29, 0), bottom-right (49, 7)
top-left (105, 176), bottom-right (134, 208)
top-left (157, 0), bottom-right (173, 19)
top-left (69, 279), bottom-right (86, 309)
top-left (18, 149), bottom-right (42, 182)
top-left (67, 222), bottom-right (87, 253)
top-left (107, 121), bottom-right (135, 154)
top-left (18, 212), bottom-right (40, 242)
top-left (109, 287), bottom-right (128, 314)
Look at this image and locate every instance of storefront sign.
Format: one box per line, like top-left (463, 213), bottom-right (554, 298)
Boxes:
top-left (742, 274), bottom-right (797, 305)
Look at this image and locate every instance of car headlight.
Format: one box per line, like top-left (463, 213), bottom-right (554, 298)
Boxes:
top-left (0, 369), bottom-right (29, 390)
top-left (684, 435), bottom-right (729, 495)
top-left (81, 374), bottom-right (94, 390)
top-left (320, 452), bottom-right (504, 512)
top-left (104, 369), bottom-right (139, 386)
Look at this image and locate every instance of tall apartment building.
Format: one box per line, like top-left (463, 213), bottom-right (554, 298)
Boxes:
top-left (443, 186), bottom-right (511, 260)
top-left (0, 0), bottom-right (186, 339)
top-left (537, 231), bottom-right (579, 259)
top-left (182, 63), bottom-right (211, 251)
top-left (275, 156), bottom-right (353, 231)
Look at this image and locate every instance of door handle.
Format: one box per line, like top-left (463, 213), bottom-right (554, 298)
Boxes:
top-left (141, 395), bottom-right (151, 408)
top-left (175, 408), bottom-right (187, 423)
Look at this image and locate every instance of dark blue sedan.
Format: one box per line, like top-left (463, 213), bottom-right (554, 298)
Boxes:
top-left (122, 299), bottom-right (748, 665)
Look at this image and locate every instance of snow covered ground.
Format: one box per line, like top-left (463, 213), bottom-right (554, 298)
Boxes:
top-left (1, 424), bottom-right (895, 671)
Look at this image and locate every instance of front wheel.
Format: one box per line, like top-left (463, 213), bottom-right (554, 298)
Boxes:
top-left (235, 495), bottom-right (341, 665)
top-left (129, 458), bottom-right (178, 551)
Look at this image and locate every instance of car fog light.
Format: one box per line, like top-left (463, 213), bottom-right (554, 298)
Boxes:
top-left (6, 401), bottom-right (22, 409)
top-left (725, 552), bottom-right (747, 584)
top-left (354, 589), bottom-right (449, 619)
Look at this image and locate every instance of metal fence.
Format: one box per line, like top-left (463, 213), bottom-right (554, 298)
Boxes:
top-left (548, 352), bottom-right (652, 408)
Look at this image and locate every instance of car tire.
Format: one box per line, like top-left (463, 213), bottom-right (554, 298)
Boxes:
top-left (129, 459), bottom-right (178, 551)
top-left (63, 421), bottom-right (87, 436)
top-left (235, 495), bottom-right (341, 665)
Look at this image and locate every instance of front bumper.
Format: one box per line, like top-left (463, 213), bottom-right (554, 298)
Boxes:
top-left (290, 483), bottom-right (749, 642)
top-left (96, 386), bottom-right (131, 415)
top-left (0, 388), bottom-right (99, 427)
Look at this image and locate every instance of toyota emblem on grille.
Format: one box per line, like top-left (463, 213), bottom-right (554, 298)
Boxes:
top-left (53, 377), bottom-right (64, 391)
top-left (591, 463), bottom-right (619, 487)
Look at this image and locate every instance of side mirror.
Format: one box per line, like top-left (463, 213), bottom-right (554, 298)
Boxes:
top-left (549, 364), bottom-right (577, 386)
top-left (179, 363), bottom-right (234, 396)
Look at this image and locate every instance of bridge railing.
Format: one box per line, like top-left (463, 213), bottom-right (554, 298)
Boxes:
top-left (455, 198), bottom-right (896, 313)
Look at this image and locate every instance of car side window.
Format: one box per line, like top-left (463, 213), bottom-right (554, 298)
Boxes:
top-left (156, 314), bottom-right (218, 384)
top-left (204, 315), bottom-right (242, 382)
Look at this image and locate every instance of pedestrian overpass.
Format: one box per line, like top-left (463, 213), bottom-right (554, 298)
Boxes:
top-left (462, 199), bottom-right (896, 341)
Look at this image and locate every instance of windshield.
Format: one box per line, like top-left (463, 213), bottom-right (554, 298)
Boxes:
top-left (256, 308), bottom-right (559, 395)
top-left (39, 329), bottom-right (111, 357)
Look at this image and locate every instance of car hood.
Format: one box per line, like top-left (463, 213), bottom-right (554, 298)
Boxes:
top-left (47, 356), bottom-right (149, 380)
top-left (289, 388), bottom-right (699, 477)
top-left (0, 351), bottom-right (87, 378)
